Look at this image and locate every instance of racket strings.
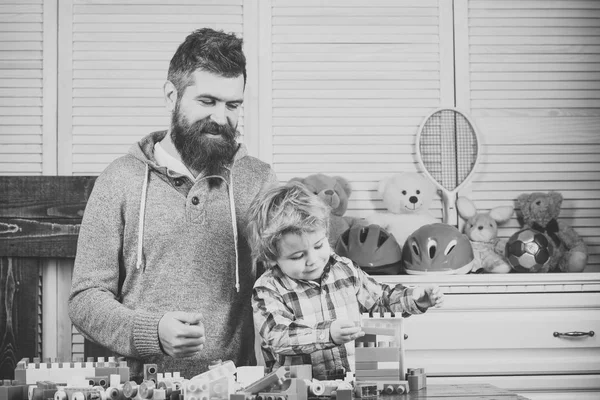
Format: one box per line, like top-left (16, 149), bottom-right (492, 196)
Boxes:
top-left (419, 110), bottom-right (478, 191)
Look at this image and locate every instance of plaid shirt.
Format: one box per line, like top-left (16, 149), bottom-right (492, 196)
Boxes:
top-left (252, 253), bottom-right (424, 380)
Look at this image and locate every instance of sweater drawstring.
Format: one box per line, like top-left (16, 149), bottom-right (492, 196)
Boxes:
top-left (227, 170), bottom-right (240, 293)
top-left (136, 163), bottom-right (150, 270)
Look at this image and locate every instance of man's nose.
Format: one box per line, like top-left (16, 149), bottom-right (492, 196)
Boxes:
top-left (210, 104), bottom-right (227, 125)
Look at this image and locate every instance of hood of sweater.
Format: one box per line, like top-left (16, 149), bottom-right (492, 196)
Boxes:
top-left (129, 130), bottom-right (247, 292)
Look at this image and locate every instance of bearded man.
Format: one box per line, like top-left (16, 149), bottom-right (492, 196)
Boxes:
top-left (69, 28), bottom-right (277, 381)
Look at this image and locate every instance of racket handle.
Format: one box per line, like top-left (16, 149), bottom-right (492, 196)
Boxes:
top-left (440, 190), bottom-right (455, 226)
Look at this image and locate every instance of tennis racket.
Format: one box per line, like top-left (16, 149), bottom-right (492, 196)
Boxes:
top-left (416, 108), bottom-right (481, 226)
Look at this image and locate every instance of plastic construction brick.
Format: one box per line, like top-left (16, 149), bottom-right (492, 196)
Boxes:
top-left (191, 360), bottom-right (236, 383)
top-left (138, 380), bottom-right (157, 400)
top-left (183, 377), bottom-right (210, 400)
top-left (287, 365), bottom-right (311, 380)
top-left (406, 368), bottom-right (426, 391)
top-left (335, 389), bottom-right (352, 400)
top-left (242, 367), bottom-right (290, 394)
top-left (377, 381), bottom-right (409, 395)
top-left (106, 386), bottom-right (127, 400)
top-left (208, 375), bottom-right (230, 400)
top-left (143, 365), bottom-right (158, 384)
top-left (86, 376), bottom-right (109, 388)
top-left (236, 367), bottom-right (265, 388)
top-left (354, 370), bottom-right (402, 381)
top-left (353, 383), bottom-right (378, 399)
top-left (256, 392), bottom-right (288, 400)
top-left (0, 381), bottom-right (28, 400)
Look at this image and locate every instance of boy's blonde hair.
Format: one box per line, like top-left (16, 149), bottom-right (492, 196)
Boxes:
top-left (246, 181), bottom-right (330, 266)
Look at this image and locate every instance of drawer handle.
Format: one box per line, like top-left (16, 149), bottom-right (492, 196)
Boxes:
top-left (553, 331), bottom-right (595, 338)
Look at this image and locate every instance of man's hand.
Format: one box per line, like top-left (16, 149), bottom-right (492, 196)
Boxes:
top-left (158, 311), bottom-right (205, 358)
top-left (413, 284), bottom-right (444, 310)
top-left (330, 320), bottom-right (364, 345)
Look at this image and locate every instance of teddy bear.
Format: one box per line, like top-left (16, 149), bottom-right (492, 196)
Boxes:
top-left (516, 191), bottom-right (588, 273)
top-left (289, 174), bottom-right (360, 248)
top-left (365, 172), bottom-right (438, 249)
top-left (457, 196), bottom-right (514, 273)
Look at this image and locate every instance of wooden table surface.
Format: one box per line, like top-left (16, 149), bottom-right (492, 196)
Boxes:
top-left (390, 384), bottom-right (530, 399)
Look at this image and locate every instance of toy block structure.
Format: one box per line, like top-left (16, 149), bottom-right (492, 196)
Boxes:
top-left (354, 312), bottom-right (409, 395)
top-left (14, 357), bottom-right (129, 387)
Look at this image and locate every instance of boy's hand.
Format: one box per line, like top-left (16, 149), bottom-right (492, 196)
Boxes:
top-left (158, 311), bottom-right (206, 358)
top-left (413, 284), bottom-right (444, 310)
top-left (330, 320), bottom-right (364, 345)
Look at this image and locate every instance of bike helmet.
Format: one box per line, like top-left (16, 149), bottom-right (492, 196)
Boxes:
top-left (335, 224), bottom-right (402, 275)
top-left (401, 223), bottom-right (475, 274)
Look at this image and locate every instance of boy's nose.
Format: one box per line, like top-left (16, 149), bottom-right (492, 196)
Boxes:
top-left (305, 251), bottom-right (317, 266)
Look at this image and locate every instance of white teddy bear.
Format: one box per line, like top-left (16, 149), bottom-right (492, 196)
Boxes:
top-left (365, 172), bottom-right (438, 249)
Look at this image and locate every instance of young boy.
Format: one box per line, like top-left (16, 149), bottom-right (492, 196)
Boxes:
top-left (247, 182), bottom-right (444, 380)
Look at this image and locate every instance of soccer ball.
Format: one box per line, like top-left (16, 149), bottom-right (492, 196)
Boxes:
top-left (505, 228), bottom-right (554, 273)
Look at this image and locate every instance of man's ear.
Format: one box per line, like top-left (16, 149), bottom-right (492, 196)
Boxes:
top-left (164, 80), bottom-right (178, 112)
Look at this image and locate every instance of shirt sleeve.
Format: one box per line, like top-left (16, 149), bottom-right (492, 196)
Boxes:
top-left (252, 282), bottom-right (337, 357)
top-left (353, 264), bottom-right (424, 317)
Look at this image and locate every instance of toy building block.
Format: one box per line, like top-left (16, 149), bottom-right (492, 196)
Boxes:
top-left (0, 380), bottom-right (28, 400)
top-left (236, 367), bottom-right (265, 388)
top-left (138, 380), bottom-right (156, 399)
top-left (151, 389), bottom-right (166, 400)
top-left (242, 367), bottom-right (289, 394)
top-left (230, 392), bottom-right (254, 400)
top-left (376, 381), bottom-right (409, 395)
top-left (123, 381), bottom-right (140, 399)
top-left (183, 377), bottom-right (209, 400)
top-left (144, 365), bottom-right (158, 385)
top-left (336, 389), bottom-right (352, 400)
top-left (305, 379), bottom-right (324, 397)
top-left (287, 366), bottom-right (311, 381)
top-left (86, 376), bottom-right (109, 388)
top-left (117, 360), bottom-right (130, 384)
top-left (354, 370), bottom-right (402, 380)
top-left (354, 382), bottom-right (377, 399)
top-left (106, 386), bottom-right (127, 400)
top-left (209, 375), bottom-right (230, 400)
top-left (256, 393), bottom-right (287, 400)
top-left (405, 368), bottom-right (425, 391)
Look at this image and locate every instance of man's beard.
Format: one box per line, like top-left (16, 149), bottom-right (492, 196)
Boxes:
top-left (170, 103), bottom-right (239, 181)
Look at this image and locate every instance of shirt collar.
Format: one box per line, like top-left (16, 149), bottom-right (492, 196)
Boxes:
top-left (154, 132), bottom-right (196, 180)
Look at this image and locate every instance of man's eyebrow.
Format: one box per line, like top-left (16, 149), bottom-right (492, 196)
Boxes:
top-left (195, 94), bottom-right (244, 103)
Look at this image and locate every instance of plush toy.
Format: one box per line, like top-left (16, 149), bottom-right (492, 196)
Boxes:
top-left (516, 191), bottom-right (588, 273)
top-left (289, 174), bottom-right (360, 248)
top-left (457, 196), bottom-right (514, 273)
top-left (365, 172), bottom-right (438, 249)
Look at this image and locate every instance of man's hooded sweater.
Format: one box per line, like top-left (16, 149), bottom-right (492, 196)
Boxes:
top-left (68, 131), bottom-right (277, 381)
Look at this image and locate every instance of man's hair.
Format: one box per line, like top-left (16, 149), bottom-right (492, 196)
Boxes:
top-left (168, 28), bottom-right (246, 97)
top-left (246, 181), bottom-right (331, 267)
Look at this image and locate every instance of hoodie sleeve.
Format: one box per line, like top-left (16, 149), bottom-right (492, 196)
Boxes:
top-left (68, 160), bottom-right (162, 358)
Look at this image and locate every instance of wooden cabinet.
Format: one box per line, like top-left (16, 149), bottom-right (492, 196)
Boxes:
top-left (376, 273), bottom-right (600, 400)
